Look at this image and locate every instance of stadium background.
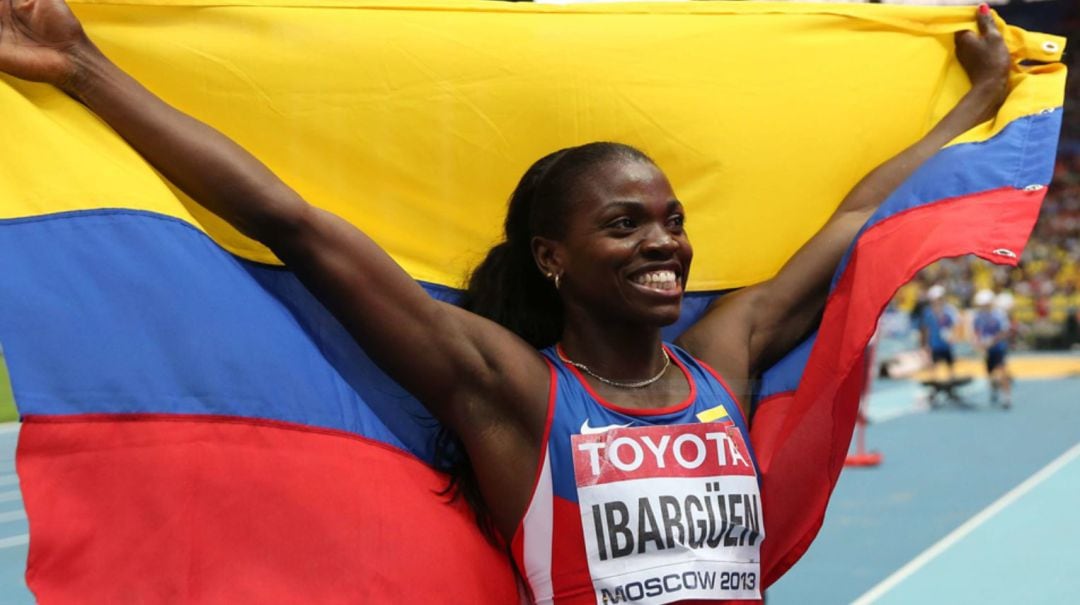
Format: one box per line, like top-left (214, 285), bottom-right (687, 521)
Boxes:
top-left (0, 0), bottom-right (1075, 603)
top-left (770, 2), bottom-right (1080, 603)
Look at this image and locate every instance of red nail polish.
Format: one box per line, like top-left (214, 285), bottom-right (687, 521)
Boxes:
top-left (978, 3), bottom-right (990, 15)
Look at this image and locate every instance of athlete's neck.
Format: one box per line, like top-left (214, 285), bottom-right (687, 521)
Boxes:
top-left (559, 317), bottom-right (667, 382)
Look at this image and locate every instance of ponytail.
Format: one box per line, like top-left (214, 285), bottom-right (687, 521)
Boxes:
top-left (460, 148), bottom-right (570, 348)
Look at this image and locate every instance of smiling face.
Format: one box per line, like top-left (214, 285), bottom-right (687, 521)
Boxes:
top-left (535, 157), bottom-right (692, 328)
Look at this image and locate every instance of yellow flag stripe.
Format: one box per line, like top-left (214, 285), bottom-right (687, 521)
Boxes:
top-left (0, 2), bottom-right (1065, 288)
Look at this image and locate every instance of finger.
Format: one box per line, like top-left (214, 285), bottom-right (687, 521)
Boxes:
top-left (975, 4), bottom-right (999, 38)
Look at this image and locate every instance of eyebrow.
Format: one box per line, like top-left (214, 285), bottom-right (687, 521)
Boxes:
top-left (602, 200), bottom-right (684, 213)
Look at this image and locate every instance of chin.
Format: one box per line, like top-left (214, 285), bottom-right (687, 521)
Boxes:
top-left (641, 302), bottom-right (683, 327)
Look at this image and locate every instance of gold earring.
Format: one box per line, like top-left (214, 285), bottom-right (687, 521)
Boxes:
top-left (554, 273), bottom-right (562, 290)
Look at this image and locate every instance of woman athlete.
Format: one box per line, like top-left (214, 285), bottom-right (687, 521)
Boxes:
top-left (0, 0), bottom-right (1009, 602)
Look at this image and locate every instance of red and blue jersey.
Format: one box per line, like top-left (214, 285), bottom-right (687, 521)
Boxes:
top-left (512, 344), bottom-right (762, 605)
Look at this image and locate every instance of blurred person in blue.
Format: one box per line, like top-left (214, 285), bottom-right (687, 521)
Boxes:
top-left (921, 284), bottom-right (959, 385)
top-left (973, 289), bottom-right (1015, 408)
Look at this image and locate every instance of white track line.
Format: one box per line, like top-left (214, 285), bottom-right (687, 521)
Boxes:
top-left (0, 423), bottom-right (20, 435)
top-left (0, 491), bottom-right (22, 504)
top-left (0, 534), bottom-right (28, 549)
top-left (0, 474), bottom-right (18, 486)
top-left (0, 510), bottom-right (26, 523)
top-left (852, 441), bottom-right (1080, 605)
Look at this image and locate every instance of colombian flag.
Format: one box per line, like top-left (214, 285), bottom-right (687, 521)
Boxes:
top-left (0, 1), bottom-right (1066, 602)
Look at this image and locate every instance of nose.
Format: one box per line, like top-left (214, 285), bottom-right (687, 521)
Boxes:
top-left (641, 225), bottom-right (679, 257)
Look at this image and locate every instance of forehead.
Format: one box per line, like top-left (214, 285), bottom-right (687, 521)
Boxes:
top-left (575, 158), bottom-right (676, 208)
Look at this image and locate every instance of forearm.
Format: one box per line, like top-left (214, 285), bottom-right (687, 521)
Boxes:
top-left (741, 9), bottom-right (1010, 371)
top-left (835, 83), bottom-right (1003, 218)
top-left (62, 41), bottom-right (305, 243)
top-left (739, 90), bottom-right (997, 369)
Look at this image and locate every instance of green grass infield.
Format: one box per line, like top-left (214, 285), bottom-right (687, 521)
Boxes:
top-left (0, 354), bottom-right (18, 423)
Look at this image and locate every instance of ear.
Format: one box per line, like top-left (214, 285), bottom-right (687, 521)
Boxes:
top-left (531, 235), bottom-right (564, 281)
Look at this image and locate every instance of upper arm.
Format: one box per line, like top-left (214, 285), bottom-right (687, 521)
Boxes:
top-left (677, 287), bottom-right (758, 417)
top-left (264, 204), bottom-right (551, 439)
top-left (744, 209), bottom-right (871, 368)
top-left (681, 208), bottom-right (872, 382)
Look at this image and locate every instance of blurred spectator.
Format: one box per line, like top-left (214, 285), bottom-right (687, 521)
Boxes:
top-left (972, 289), bottom-right (1013, 407)
top-left (920, 285), bottom-right (959, 380)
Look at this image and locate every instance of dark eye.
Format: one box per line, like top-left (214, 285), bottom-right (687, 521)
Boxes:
top-left (608, 217), bottom-right (637, 230)
top-left (668, 214), bottom-right (685, 230)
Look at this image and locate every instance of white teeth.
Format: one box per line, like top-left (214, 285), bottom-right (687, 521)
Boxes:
top-left (632, 270), bottom-right (679, 291)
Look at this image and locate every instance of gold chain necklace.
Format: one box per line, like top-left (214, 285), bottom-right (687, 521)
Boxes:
top-left (556, 345), bottom-right (671, 389)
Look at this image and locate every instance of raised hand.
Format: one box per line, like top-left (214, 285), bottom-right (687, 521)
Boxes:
top-left (0, 0), bottom-right (87, 87)
top-left (955, 5), bottom-right (1012, 120)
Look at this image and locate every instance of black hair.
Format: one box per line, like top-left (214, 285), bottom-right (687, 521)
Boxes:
top-left (433, 142), bottom-right (654, 539)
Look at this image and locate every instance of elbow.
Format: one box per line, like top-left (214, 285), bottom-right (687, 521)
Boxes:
top-left (242, 187), bottom-right (311, 248)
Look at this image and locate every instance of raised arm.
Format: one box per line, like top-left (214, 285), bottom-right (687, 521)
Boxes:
top-left (679, 7), bottom-right (1011, 391)
top-left (0, 0), bottom-right (550, 464)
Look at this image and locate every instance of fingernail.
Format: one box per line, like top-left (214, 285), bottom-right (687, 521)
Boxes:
top-left (978, 3), bottom-right (990, 15)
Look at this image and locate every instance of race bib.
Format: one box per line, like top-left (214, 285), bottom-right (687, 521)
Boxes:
top-left (572, 422), bottom-right (763, 604)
